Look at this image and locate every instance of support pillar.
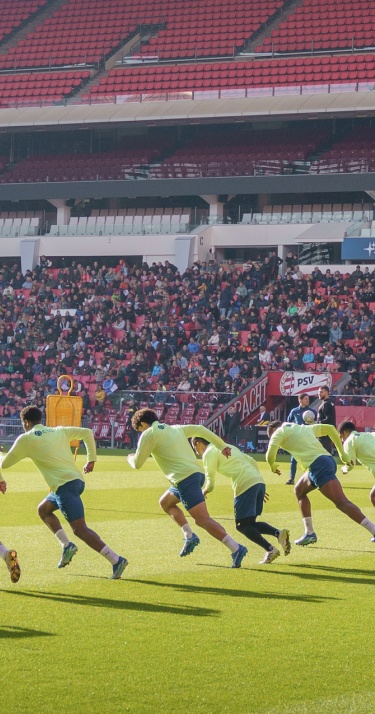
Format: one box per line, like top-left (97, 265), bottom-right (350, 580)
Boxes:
top-left (47, 199), bottom-right (71, 225)
top-left (201, 195), bottom-right (224, 224)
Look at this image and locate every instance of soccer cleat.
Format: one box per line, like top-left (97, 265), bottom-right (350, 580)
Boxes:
top-left (294, 532), bottom-right (317, 546)
top-left (5, 550), bottom-right (21, 583)
top-left (285, 479), bottom-right (295, 485)
top-left (371, 536), bottom-right (375, 542)
top-left (277, 528), bottom-right (291, 556)
top-left (110, 556), bottom-right (128, 580)
top-left (180, 533), bottom-right (200, 557)
top-left (57, 542), bottom-right (78, 569)
top-left (231, 544), bottom-right (248, 568)
top-left (259, 547), bottom-right (280, 565)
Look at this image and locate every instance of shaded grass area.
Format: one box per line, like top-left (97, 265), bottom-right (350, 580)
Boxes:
top-left (0, 456), bottom-right (374, 713)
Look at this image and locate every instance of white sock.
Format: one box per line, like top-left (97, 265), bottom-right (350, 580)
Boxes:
top-left (0, 544), bottom-right (7, 560)
top-left (360, 517), bottom-right (375, 535)
top-left (182, 524), bottom-right (193, 540)
top-left (222, 534), bottom-right (239, 553)
top-left (55, 529), bottom-right (70, 548)
top-left (100, 545), bottom-right (119, 565)
top-left (303, 517), bottom-right (314, 535)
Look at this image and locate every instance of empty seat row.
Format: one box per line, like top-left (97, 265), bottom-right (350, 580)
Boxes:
top-left (0, 0), bottom-right (46, 43)
top-left (0, 70), bottom-right (90, 107)
top-left (0, 217), bottom-right (40, 236)
top-left (0, 0), bottom-right (282, 70)
top-left (49, 213), bottom-right (191, 236)
top-left (88, 53), bottom-right (375, 99)
top-left (257, 0), bottom-right (375, 54)
top-left (243, 203), bottom-right (372, 225)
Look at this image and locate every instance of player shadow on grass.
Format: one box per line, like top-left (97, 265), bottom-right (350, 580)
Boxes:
top-left (127, 579), bottom-right (338, 603)
top-left (0, 590), bottom-right (219, 617)
top-left (257, 564), bottom-right (375, 586)
top-left (0, 625), bottom-right (55, 639)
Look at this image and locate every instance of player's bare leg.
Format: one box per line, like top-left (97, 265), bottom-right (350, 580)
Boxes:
top-left (320, 479), bottom-right (371, 524)
top-left (159, 490), bottom-right (189, 527)
top-left (38, 498), bottom-right (64, 534)
top-left (159, 490), bottom-right (201, 556)
top-left (294, 472), bottom-right (318, 546)
top-left (69, 517), bottom-right (107, 553)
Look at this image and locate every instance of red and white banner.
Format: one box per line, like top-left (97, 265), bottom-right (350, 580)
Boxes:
top-left (206, 374), bottom-right (268, 437)
top-left (279, 371), bottom-right (332, 396)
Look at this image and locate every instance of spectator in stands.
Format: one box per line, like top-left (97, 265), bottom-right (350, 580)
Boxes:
top-left (329, 321), bottom-right (343, 345)
top-left (94, 384), bottom-right (106, 407)
top-left (224, 404), bottom-right (241, 445)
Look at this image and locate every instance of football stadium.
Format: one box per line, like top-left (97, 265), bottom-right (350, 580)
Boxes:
top-left (0, 1), bottom-right (375, 712)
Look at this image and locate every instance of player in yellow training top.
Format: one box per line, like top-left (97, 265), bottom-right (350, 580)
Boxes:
top-left (1, 405), bottom-right (127, 579)
top-left (192, 436), bottom-right (291, 565)
top-left (266, 420), bottom-right (375, 547)
top-left (339, 420), bottom-right (375, 541)
top-left (128, 408), bottom-right (248, 568)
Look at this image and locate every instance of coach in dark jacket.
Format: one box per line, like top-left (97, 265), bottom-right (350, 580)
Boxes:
top-left (224, 404), bottom-right (241, 445)
top-left (317, 386), bottom-right (336, 453)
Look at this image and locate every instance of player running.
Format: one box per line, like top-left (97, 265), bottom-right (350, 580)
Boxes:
top-left (338, 421), bottom-right (375, 540)
top-left (127, 408), bottom-right (248, 568)
top-left (0, 475), bottom-right (20, 582)
top-left (0, 405), bottom-right (127, 579)
top-left (285, 393), bottom-right (317, 485)
top-left (191, 436), bottom-right (291, 565)
top-left (266, 420), bottom-right (375, 546)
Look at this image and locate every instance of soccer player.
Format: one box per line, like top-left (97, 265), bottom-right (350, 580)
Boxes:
top-left (191, 436), bottom-right (291, 565)
top-left (0, 477), bottom-right (20, 582)
top-left (266, 420), bottom-right (375, 546)
top-left (127, 408), bottom-right (248, 568)
top-left (0, 405), bottom-right (127, 579)
top-left (285, 393), bottom-right (317, 485)
top-left (338, 421), bottom-right (375, 539)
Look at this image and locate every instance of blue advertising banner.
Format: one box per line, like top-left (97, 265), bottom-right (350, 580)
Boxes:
top-left (341, 238), bottom-right (375, 260)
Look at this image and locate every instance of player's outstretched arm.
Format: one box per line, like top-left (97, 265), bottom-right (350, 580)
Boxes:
top-left (180, 424), bottom-right (228, 453)
top-left (127, 430), bottom-right (155, 469)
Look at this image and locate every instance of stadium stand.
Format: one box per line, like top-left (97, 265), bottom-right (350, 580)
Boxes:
top-left (0, 0), bottom-right (47, 44)
top-left (0, 255), bottom-right (374, 441)
top-left (256, 0), bottom-right (375, 54)
top-left (0, 70), bottom-right (91, 107)
top-left (0, 0), bottom-right (283, 70)
top-left (86, 55), bottom-right (375, 100)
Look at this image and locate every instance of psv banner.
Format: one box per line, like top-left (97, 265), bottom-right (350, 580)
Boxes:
top-left (279, 371), bottom-right (332, 396)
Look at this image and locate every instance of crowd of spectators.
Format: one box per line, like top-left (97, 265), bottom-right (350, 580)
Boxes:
top-left (0, 250), bottom-right (374, 425)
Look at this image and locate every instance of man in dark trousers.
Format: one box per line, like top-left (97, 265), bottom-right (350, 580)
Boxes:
top-left (317, 386), bottom-right (336, 453)
top-left (127, 399), bottom-right (138, 450)
top-left (224, 404), bottom-right (241, 445)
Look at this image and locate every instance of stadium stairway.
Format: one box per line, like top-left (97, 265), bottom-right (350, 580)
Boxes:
top-left (69, 23), bottom-right (166, 104)
top-left (241, 0), bottom-right (306, 55)
top-left (0, 0), bottom-right (68, 61)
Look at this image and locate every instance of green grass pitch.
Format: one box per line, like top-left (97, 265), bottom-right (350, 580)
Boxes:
top-left (0, 451), bottom-right (374, 714)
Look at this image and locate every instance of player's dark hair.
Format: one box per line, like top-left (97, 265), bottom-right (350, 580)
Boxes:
top-left (298, 393), bottom-right (309, 401)
top-left (191, 437), bottom-right (210, 447)
top-left (131, 407), bottom-right (158, 430)
top-left (338, 421), bottom-right (356, 436)
top-left (20, 405), bottom-right (42, 424)
top-left (267, 420), bottom-right (283, 437)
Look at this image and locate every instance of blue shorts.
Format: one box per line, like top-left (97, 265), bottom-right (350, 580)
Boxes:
top-left (169, 472), bottom-right (205, 511)
top-left (45, 479), bottom-right (85, 523)
top-left (308, 455), bottom-right (337, 489)
top-left (234, 483), bottom-right (266, 521)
